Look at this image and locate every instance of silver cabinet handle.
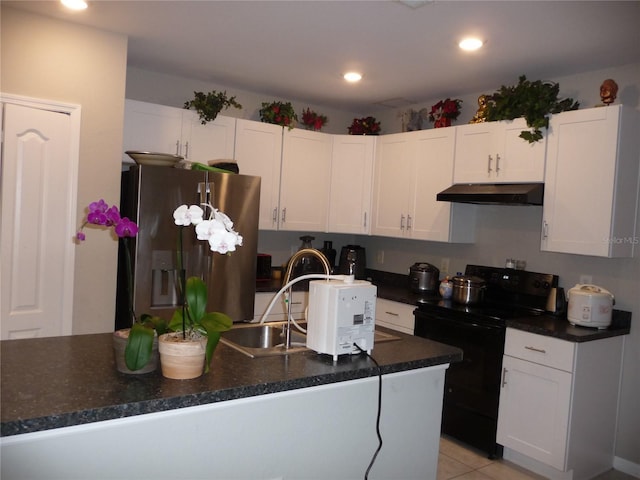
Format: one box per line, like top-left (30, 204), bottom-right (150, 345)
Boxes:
top-left (525, 345), bottom-right (547, 353)
top-left (400, 214), bottom-right (405, 230)
top-left (501, 368), bottom-right (508, 387)
top-left (363, 212), bottom-right (367, 228)
top-left (184, 141), bottom-right (190, 159)
top-left (496, 154), bottom-right (501, 174)
top-left (385, 311), bottom-right (399, 316)
top-left (407, 214), bottom-right (412, 230)
top-left (488, 154), bottom-right (493, 174)
top-left (542, 221), bottom-right (549, 239)
top-left (281, 207), bottom-right (286, 223)
top-left (272, 207), bottom-right (278, 224)
top-left (176, 140), bottom-right (180, 156)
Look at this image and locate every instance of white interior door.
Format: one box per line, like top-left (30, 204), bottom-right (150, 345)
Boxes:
top-left (1, 101), bottom-right (76, 339)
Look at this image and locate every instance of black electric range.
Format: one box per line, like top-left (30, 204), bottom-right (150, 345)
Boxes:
top-left (413, 265), bottom-right (559, 459)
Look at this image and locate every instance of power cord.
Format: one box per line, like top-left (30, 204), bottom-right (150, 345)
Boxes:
top-left (354, 343), bottom-right (383, 480)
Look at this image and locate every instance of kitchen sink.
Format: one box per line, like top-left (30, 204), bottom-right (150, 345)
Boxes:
top-left (220, 322), bottom-right (400, 358)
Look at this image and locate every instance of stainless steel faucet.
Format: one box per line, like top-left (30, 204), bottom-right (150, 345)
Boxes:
top-left (281, 248), bottom-right (331, 349)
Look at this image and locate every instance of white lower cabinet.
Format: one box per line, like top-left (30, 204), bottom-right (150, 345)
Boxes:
top-left (375, 298), bottom-right (415, 335)
top-left (253, 291), bottom-right (308, 323)
top-left (497, 328), bottom-right (624, 479)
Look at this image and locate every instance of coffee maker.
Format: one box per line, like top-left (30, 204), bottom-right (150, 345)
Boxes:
top-left (337, 245), bottom-right (366, 279)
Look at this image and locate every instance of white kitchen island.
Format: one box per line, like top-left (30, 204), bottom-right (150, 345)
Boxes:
top-left (1, 329), bottom-right (460, 480)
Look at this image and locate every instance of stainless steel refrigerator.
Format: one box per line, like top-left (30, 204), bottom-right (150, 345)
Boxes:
top-left (116, 165), bottom-right (260, 329)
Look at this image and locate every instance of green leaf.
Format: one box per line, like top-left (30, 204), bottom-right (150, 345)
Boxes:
top-left (168, 309), bottom-right (185, 332)
top-left (125, 323), bottom-right (155, 371)
top-left (200, 312), bottom-right (233, 333)
top-left (185, 277), bottom-right (207, 323)
top-left (203, 331), bottom-right (221, 373)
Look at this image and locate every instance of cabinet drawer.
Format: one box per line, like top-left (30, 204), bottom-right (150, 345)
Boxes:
top-left (505, 328), bottom-right (575, 372)
top-left (376, 298), bottom-right (415, 335)
top-left (253, 291), bottom-right (308, 322)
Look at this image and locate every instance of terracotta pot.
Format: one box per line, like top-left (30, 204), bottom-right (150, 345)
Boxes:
top-left (158, 332), bottom-right (207, 380)
top-left (112, 329), bottom-right (159, 374)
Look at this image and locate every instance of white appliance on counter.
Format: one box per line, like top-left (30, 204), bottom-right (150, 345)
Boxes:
top-left (567, 284), bottom-right (614, 329)
top-left (306, 279), bottom-right (377, 361)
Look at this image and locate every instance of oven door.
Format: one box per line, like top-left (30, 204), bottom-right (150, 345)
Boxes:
top-left (414, 308), bottom-right (505, 458)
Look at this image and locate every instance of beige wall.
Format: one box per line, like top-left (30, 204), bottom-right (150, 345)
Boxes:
top-left (1, 7), bottom-right (128, 334)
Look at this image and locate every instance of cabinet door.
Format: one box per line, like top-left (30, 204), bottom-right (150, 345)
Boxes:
top-left (453, 122), bottom-right (495, 183)
top-left (497, 118), bottom-right (545, 182)
top-left (279, 128), bottom-right (332, 232)
top-left (409, 128), bottom-right (461, 241)
top-left (453, 119), bottom-right (545, 183)
top-left (234, 119), bottom-right (283, 230)
top-left (375, 298), bottom-right (415, 335)
top-left (122, 100), bottom-right (182, 162)
top-left (542, 106), bottom-right (639, 257)
top-left (183, 112), bottom-right (236, 164)
top-left (371, 133), bottom-right (413, 237)
top-left (328, 135), bottom-right (375, 234)
top-left (497, 355), bottom-right (571, 470)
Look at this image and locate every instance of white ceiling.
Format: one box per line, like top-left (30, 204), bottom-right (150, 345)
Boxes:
top-left (7, 0), bottom-right (640, 112)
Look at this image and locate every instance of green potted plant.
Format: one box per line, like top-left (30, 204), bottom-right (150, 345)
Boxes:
top-left (157, 203), bottom-right (239, 380)
top-left (184, 90), bottom-right (242, 124)
top-left (259, 101), bottom-right (297, 129)
top-left (76, 199), bottom-right (167, 374)
top-left (485, 75), bottom-right (580, 142)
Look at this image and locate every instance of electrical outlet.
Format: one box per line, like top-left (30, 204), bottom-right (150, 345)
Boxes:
top-left (440, 258), bottom-right (450, 275)
top-left (376, 250), bottom-right (384, 264)
top-left (579, 274), bottom-right (593, 284)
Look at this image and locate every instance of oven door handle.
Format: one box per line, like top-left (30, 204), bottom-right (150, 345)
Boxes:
top-left (415, 312), bottom-right (503, 333)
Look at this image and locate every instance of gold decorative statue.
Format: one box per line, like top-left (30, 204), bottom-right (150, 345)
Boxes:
top-left (469, 94), bottom-right (489, 123)
top-left (599, 79), bottom-right (618, 105)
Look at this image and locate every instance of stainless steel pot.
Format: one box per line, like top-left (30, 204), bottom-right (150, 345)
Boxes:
top-left (409, 262), bottom-right (440, 293)
top-left (452, 275), bottom-right (486, 305)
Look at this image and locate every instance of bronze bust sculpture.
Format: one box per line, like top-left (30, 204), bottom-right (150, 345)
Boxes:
top-left (599, 79), bottom-right (618, 105)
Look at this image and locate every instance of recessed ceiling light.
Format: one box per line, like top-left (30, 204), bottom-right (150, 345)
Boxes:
top-left (459, 38), bottom-right (484, 51)
top-left (343, 72), bottom-right (363, 83)
top-left (61, 0), bottom-right (88, 11)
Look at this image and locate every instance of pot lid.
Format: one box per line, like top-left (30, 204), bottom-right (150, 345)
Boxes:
top-left (452, 275), bottom-right (486, 287)
top-left (568, 284), bottom-right (614, 299)
top-left (410, 262), bottom-right (439, 272)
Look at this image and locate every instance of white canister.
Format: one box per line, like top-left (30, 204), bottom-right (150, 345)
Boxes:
top-left (439, 277), bottom-right (453, 299)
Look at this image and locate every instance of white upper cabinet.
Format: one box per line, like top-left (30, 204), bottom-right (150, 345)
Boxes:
top-left (541, 105), bottom-right (640, 257)
top-left (453, 118), bottom-right (546, 183)
top-left (372, 128), bottom-right (475, 243)
top-left (123, 100), bottom-right (183, 161)
top-left (234, 119), bottom-right (283, 230)
top-left (182, 110), bottom-right (236, 163)
top-left (122, 99), bottom-right (235, 164)
top-left (328, 135), bottom-right (375, 234)
top-left (279, 128), bottom-right (333, 232)
top-left (371, 133), bottom-right (414, 237)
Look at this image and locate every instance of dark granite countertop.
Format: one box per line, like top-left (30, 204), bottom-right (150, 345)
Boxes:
top-left (1, 327), bottom-right (461, 437)
top-left (364, 269), bottom-right (631, 343)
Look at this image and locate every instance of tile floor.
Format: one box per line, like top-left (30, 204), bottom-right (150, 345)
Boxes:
top-left (438, 436), bottom-right (637, 480)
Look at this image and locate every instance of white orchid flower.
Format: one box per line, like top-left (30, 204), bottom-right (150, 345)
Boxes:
top-left (173, 204), bottom-right (204, 226)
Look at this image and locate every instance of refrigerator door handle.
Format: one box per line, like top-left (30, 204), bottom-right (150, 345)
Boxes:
top-left (198, 182), bottom-right (212, 205)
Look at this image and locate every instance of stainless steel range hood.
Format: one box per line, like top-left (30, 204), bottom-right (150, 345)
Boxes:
top-left (436, 183), bottom-right (544, 205)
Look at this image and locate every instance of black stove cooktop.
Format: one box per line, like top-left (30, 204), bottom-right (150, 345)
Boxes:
top-left (415, 265), bottom-right (558, 323)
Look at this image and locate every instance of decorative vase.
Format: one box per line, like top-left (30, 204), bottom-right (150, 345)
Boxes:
top-left (112, 329), bottom-right (159, 374)
top-left (158, 332), bottom-right (208, 380)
